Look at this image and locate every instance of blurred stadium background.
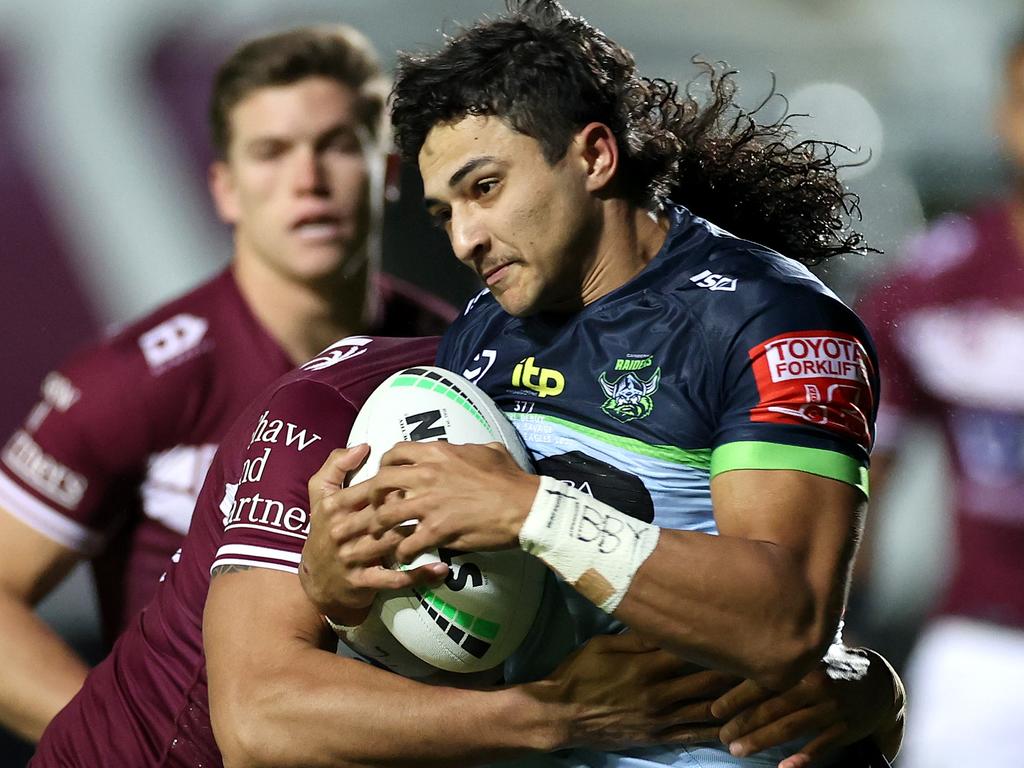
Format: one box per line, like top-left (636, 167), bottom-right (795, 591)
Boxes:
top-left (1, 0), bottom-right (1019, 763)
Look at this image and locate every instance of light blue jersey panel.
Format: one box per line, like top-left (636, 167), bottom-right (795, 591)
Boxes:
top-left (508, 412), bottom-right (717, 535)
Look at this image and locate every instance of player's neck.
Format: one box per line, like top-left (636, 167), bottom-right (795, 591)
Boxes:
top-left (578, 202), bottom-right (669, 307)
top-left (232, 247), bottom-right (370, 365)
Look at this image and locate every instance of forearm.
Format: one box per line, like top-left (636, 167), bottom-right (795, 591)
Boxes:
top-left (0, 591), bottom-right (89, 741)
top-left (519, 473), bottom-right (854, 689)
top-left (614, 530), bottom-right (832, 688)
top-left (213, 638), bottom-right (564, 768)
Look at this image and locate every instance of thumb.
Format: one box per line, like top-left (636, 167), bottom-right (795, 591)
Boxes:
top-left (309, 445), bottom-right (371, 498)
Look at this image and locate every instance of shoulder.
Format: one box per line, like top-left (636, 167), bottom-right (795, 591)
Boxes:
top-left (855, 207), bottom-right (1005, 341)
top-left (662, 215), bottom-right (863, 342)
top-left (293, 335), bottom-right (440, 405)
top-left (215, 334), bottom-right (440, 466)
top-left (50, 272), bottom-right (244, 417)
top-left (69, 270), bottom-right (239, 385)
top-left (860, 206), bottom-right (996, 306)
top-left (643, 204), bottom-right (842, 307)
top-left (899, 207), bottom-right (992, 280)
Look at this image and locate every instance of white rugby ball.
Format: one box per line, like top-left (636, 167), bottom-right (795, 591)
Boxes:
top-left (342, 365), bottom-right (545, 674)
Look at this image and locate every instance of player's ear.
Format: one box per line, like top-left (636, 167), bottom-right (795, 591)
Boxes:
top-left (575, 122), bottom-right (619, 194)
top-left (209, 161), bottom-right (241, 225)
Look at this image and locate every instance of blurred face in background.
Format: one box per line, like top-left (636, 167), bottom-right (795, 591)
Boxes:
top-left (210, 76), bottom-right (374, 284)
top-left (997, 48), bottom-right (1024, 180)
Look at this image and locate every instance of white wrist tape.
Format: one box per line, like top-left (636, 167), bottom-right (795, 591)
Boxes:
top-left (519, 476), bottom-right (660, 614)
top-left (823, 641), bottom-right (870, 681)
top-left (322, 613), bottom-right (360, 639)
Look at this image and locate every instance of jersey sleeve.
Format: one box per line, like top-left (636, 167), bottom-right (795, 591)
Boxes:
top-left (709, 283), bottom-right (879, 496)
top-left (0, 344), bottom-right (154, 554)
top-left (212, 379), bottom-right (357, 575)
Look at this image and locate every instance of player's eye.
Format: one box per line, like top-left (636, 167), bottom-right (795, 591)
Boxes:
top-left (474, 178), bottom-right (500, 198)
top-left (429, 208), bottom-right (452, 230)
top-left (247, 139), bottom-right (287, 161)
top-left (323, 129), bottom-right (362, 155)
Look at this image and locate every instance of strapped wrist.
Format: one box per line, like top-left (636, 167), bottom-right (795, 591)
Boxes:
top-left (322, 612), bottom-right (361, 639)
top-left (518, 476), bottom-right (660, 613)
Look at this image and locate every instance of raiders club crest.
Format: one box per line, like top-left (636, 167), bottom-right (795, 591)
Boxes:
top-left (598, 366), bottom-right (661, 423)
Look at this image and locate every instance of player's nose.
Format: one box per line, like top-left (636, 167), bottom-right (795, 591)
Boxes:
top-left (449, 208), bottom-right (490, 265)
top-left (293, 146), bottom-right (328, 196)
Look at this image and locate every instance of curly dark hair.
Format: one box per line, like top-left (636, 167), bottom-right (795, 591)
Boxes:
top-left (391, 0), bottom-right (867, 265)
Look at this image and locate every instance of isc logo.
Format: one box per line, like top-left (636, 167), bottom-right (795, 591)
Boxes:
top-left (689, 269), bottom-right (737, 292)
top-left (512, 357), bottom-right (565, 398)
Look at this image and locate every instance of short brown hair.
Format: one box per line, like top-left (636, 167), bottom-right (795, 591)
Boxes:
top-left (210, 25), bottom-right (388, 158)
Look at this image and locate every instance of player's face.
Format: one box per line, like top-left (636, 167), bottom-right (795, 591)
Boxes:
top-left (211, 77), bottom-right (374, 284)
top-left (419, 116), bottom-right (599, 317)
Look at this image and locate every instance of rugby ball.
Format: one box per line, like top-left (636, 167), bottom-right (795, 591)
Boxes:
top-left (342, 366), bottom-right (545, 675)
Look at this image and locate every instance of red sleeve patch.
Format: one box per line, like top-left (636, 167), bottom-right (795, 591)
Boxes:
top-left (748, 331), bottom-right (875, 449)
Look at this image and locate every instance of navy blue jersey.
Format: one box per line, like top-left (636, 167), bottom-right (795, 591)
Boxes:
top-left (438, 204), bottom-right (879, 768)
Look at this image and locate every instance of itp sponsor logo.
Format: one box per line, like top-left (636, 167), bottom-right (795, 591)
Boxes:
top-left (512, 357), bottom-right (565, 398)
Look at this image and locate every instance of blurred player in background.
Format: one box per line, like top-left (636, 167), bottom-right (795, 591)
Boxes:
top-left (0, 24), bottom-right (452, 744)
top-left (301, 1), bottom-right (905, 766)
top-left (855, 27), bottom-right (1024, 768)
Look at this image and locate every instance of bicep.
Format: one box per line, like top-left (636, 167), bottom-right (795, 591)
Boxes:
top-left (204, 567), bottom-right (331, 731)
top-left (710, 469), bottom-right (864, 598)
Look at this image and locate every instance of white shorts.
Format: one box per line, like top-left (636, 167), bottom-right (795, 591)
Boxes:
top-left (899, 616), bottom-right (1024, 768)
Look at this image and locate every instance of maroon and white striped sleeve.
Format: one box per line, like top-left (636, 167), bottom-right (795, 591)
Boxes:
top-left (212, 379), bottom-right (356, 575)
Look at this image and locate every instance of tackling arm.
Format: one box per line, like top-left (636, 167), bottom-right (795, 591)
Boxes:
top-left (205, 566), bottom-right (555, 768)
top-left (0, 508), bottom-right (90, 741)
top-left (205, 565), bottom-right (726, 768)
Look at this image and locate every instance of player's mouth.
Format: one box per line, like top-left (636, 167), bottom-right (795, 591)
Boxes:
top-left (482, 261), bottom-right (517, 287)
top-left (291, 213), bottom-right (347, 242)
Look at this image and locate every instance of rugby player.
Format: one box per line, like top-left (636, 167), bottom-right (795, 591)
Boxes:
top-left (0, 25), bottom-right (452, 744)
top-left (31, 329), bottom-right (894, 768)
top-left (301, 2), bottom-right (905, 766)
top-left (854, 27), bottom-right (1024, 767)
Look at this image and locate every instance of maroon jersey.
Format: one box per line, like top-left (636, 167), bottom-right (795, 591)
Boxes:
top-left (0, 269), bottom-right (453, 642)
top-left (31, 335), bottom-right (439, 768)
top-left (858, 202), bottom-right (1024, 628)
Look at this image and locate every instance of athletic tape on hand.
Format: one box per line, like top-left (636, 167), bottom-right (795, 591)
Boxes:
top-left (823, 641), bottom-right (871, 681)
top-left (518, 475), bottom-right (660, 614)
